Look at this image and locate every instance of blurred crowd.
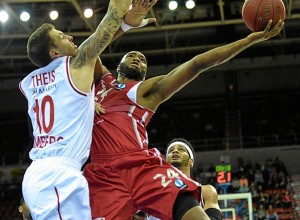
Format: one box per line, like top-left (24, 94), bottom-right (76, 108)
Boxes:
top-left (193, 157), bottom-right (296, 220)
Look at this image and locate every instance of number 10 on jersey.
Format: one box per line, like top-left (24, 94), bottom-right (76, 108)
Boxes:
top-left (33, 95), bottom-right (54, 134)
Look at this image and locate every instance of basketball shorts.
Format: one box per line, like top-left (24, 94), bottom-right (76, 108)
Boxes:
top-left (22, 157), bottom-right (91, 220)
top-left (84, 148), bottom-right (203, 220)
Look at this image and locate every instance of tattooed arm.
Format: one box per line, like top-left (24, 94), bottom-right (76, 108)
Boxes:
top-left (111, 0), bottom-right (157, 41)
top-left (70, 0), bottom-right (132, 93)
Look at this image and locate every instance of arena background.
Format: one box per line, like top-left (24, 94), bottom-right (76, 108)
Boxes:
top-left (0, 0), bottom-right (300, 219)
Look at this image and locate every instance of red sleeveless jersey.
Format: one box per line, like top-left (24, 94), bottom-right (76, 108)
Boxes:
top-left (91, 73), bottom-right (154, 156)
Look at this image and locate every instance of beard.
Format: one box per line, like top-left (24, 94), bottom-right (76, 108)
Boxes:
top-left (170, 161), bottom-right (182, 168)
top-left (119, 63), bottom-right (146, 81)
top-left (170, 159), bottom-right (190, 169)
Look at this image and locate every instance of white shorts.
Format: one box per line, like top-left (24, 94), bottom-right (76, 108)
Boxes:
top-left (22, 157), bottom-right (91, 220)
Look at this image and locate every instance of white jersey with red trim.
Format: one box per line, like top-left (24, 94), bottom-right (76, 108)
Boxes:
top-left (19, 56), bottom-right (94, 166)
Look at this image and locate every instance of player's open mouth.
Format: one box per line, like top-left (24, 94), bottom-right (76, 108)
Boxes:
top-left (172, 155), bottom-right (180, 159)
top-left (131, 62), bottom-right (139, 68)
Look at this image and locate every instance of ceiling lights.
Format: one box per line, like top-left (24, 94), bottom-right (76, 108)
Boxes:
top-left (168, 0), bottom-right (196, 10)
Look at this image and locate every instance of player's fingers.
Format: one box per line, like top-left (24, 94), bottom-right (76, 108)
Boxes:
top-left (267, 20), bottom-right (283, 38)
top-left (264, 20), bottom-right (273, 32)
top-left (270, 20), bottom-right (283, 34)
top-left (142, 0), bottom-right (150, 7)
top-left (272, 19), bottom-right (282, 29)
top-left (95, 106), bottom-right (100, 114)
top-left (99, 108), bottom-right (105, 114)
top-left (147, 18), bottom-right (157, 24)
top-left (95, 103), bottom-right (105, 114)
top-left (96, 107), bottom-right (105, 114)
top-left (275, 21), bottom-right (284, 35)
top-left (132, 0), bottom-right (138, 6)
top-left (147, 0), bottom-right (158, 8)
top-left (137, 0), bottom-right (145, 5)
top-left (279, 21), bottom-right (285, 31)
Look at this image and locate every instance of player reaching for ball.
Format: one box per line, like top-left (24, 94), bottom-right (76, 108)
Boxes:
top-left (242, 0), bottom-right (286, 31)
top-left (84, 19), bottom-right (284, 220)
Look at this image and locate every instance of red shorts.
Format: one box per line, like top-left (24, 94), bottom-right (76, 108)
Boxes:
top-left (83, 148), bottom-right (203, 220)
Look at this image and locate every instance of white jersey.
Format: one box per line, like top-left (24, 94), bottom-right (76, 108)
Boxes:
top-left (19, 56), bottom-right (94, 166)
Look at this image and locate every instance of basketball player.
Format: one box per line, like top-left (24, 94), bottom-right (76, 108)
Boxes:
top-left (19, 0), bottom-right (156, 219)
top-left (84, 19), bottom-right (284, 220)
top-left (135, 138), bottom-right (222, 220)
top-left (148, 138), bottom-right (221, 220)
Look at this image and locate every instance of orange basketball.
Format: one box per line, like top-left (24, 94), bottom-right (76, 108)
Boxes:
top-left (242, 0), bottom-right (286, 32)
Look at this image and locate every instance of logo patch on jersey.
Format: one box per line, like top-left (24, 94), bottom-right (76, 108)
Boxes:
top-left (174, 179), bottom-right (187, 189)
top-left (116, 83), bottom-right (126, 90)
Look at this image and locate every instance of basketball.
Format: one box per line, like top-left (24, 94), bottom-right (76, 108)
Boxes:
top-left (242, 0), bottom-right (286, 32)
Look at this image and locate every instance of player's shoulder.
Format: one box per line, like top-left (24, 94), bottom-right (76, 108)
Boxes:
top-left (203, 184), bottom-right (217, 193)
top-left (202, 184), bottom-right (218, 201)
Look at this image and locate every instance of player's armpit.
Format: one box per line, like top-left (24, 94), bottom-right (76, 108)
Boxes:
top-left (205, 208), bottom-right (223, 220)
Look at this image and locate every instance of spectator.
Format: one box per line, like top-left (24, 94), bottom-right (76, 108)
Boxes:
top-left (258, 192), bottom-right (267, 207)
top-left (254, 169), bottom-right (264, 187)
top-left (266, 204), bottom-right (279, 220)
top-left (269, 167), bottom-right (279, 187)
top-left (232, 176), bottom-right (240, 193)
top-left (286, 175), bottom-right (293, 194)
top-left (257, 204), bottom-right (267, 220)
top-left (282, 191), bottom-right (292, 208)
top-left (272, 192), bottom-right (283, 208)
top-left (239, 175), bottom-right (249, 188)
top-left (250, 182), bottom-right (259, 204)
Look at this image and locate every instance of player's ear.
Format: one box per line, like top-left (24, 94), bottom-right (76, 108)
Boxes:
top-left (49, 49), bottom-right (60, 59)
top-left (189, 159), bottom-right (194, 168)
top-left (116, 65), bottom-right (120, 73)
top-left (18, 206), bottom-right (23, 213)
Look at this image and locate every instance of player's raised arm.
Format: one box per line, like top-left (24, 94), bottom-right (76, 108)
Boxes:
top-left (73, 0), bottom-right (132, 67)
top-left (70, 0), bottom-right (132, 92)
top-left (139, 19), bottom-right (284, 110)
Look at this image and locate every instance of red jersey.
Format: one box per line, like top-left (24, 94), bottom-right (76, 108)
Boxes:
top-left (85, 73), bottom-right (203, 220)
top-left (91, 73), bottom-right (154, 155)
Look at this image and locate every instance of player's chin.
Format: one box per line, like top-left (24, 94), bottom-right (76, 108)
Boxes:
top-left (170, 161), bottom-right (181, 168)
top-left (73, 48), bottom-right (78, 56)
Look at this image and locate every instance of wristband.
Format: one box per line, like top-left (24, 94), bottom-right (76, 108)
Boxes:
top-left (121, 21), bottom-right (134, 32)
top-left (121, 18), bottom-right (150, 32)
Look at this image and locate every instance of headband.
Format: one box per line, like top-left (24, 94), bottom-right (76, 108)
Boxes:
top-left (166, 141), bottom-right (194, 160)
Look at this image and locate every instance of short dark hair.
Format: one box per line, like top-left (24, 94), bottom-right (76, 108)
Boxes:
top-left (27, 23), bottom-right (55, 67)
top-left (166, 138), bottom-right (195, 160)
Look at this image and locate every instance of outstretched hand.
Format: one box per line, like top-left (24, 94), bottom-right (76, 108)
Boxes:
top-left (249, 20), bottom-right (284, 43)
top-left (124, 0), bottom-right (158, 28)
top-left (95, 102), bottom-right (105, 115)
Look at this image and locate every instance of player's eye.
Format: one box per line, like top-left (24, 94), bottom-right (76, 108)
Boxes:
top-left (178, 147), bottom-right (186, 152)
top-left (168, 148), bottom-right (174, 153)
